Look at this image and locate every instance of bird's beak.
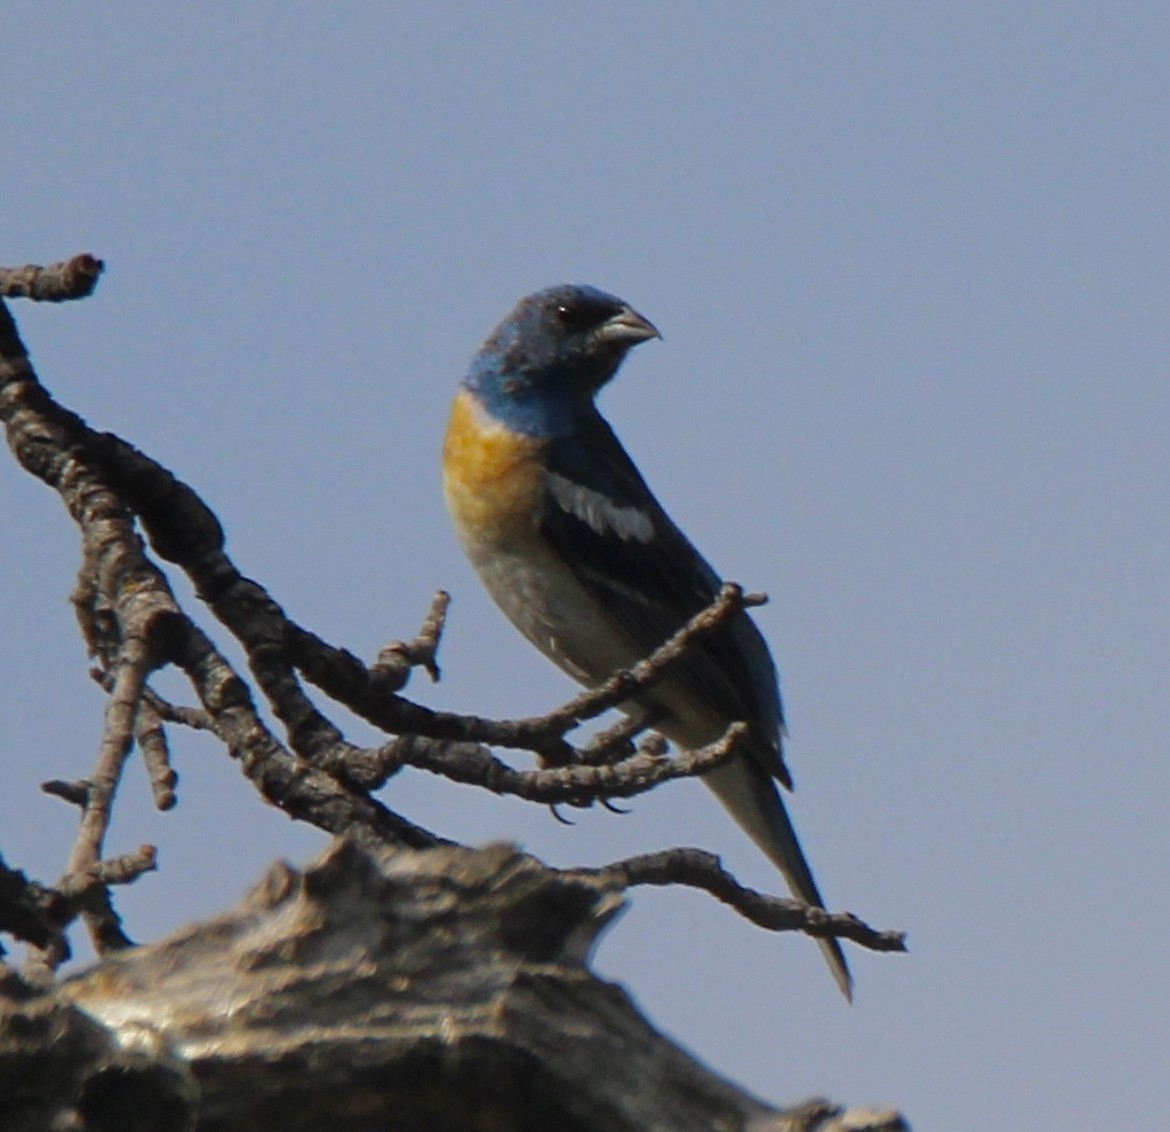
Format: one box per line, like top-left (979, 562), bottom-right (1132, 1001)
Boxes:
top-left (596, 305), bottom-right (661, 347)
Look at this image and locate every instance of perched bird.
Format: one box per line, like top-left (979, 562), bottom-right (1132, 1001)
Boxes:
top-left (443, 284), bottom-right (851, 999)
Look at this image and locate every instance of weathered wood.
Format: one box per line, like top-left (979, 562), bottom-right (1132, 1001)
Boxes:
top-left (1, 841), bottom-right (907, 1132)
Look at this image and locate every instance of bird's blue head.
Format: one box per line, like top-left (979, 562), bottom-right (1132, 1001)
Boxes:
top-left (463, 284), bottom-right (660, 437)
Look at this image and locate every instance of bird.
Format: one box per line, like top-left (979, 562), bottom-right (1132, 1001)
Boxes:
top-left (442, 284), bottom-right (851, 999)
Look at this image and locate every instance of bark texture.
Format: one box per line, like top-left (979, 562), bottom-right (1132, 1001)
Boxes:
top-left (1, 841), bottom-right (907, 1132)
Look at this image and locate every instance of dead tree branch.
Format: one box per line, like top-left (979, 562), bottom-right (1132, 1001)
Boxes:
top-left (1, 841), bottom-right (908, 1132)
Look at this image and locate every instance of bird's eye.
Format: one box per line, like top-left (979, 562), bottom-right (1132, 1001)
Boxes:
top-left (554, 303), bottom-right (583, 327)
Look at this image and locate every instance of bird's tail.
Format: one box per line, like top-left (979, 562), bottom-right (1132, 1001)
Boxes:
top-left (702, 760), bottom-right (853, 1001)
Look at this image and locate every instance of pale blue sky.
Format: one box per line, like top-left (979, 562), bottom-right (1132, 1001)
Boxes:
top-left (4, 5), bottom-right (1169, 1127)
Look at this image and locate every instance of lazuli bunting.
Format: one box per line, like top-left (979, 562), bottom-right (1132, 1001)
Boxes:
top-left (443, 285), bottom-right (851, 999)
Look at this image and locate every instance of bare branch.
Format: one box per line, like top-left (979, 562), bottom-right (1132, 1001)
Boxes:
top-left (581, 848), bottom-right (908, 954)
top-left (57, 845), bottom-right (158, 895)
top-left (0, 845), bottom-right (159, 968)
top-left (357, 722), bottom-right (744, 804)
top-left (294, 582), bottom-right (757, 768)
top-left (371, 589), bottom-right (450, 687)
top-left (132, 700), bottom-right (179, 810)
top-left (89, 669), bottom-right (179, 809)
top-left (65, 639), bottom-right (152, 880)
top-left (0, 253), bottom-right (104, 302)
top-left (140, 686), bottom-right (215, 732)
top-left (0, 275), bottom-right (442, 970)
top-left (575, 711), bottom-right (659, 766)
top-left (165, 617), bottom-right (442, 854)
top-left (0, 856), bottom-right (66, 954)
top-left (40, 779), bottom-right (91, 808)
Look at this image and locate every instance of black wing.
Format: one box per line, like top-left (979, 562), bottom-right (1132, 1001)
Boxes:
top-left (541, 411), bottom-right (790, 786)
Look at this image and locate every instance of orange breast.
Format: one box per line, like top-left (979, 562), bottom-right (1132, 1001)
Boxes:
top-left (442, 390), bottom-right (547, 549)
